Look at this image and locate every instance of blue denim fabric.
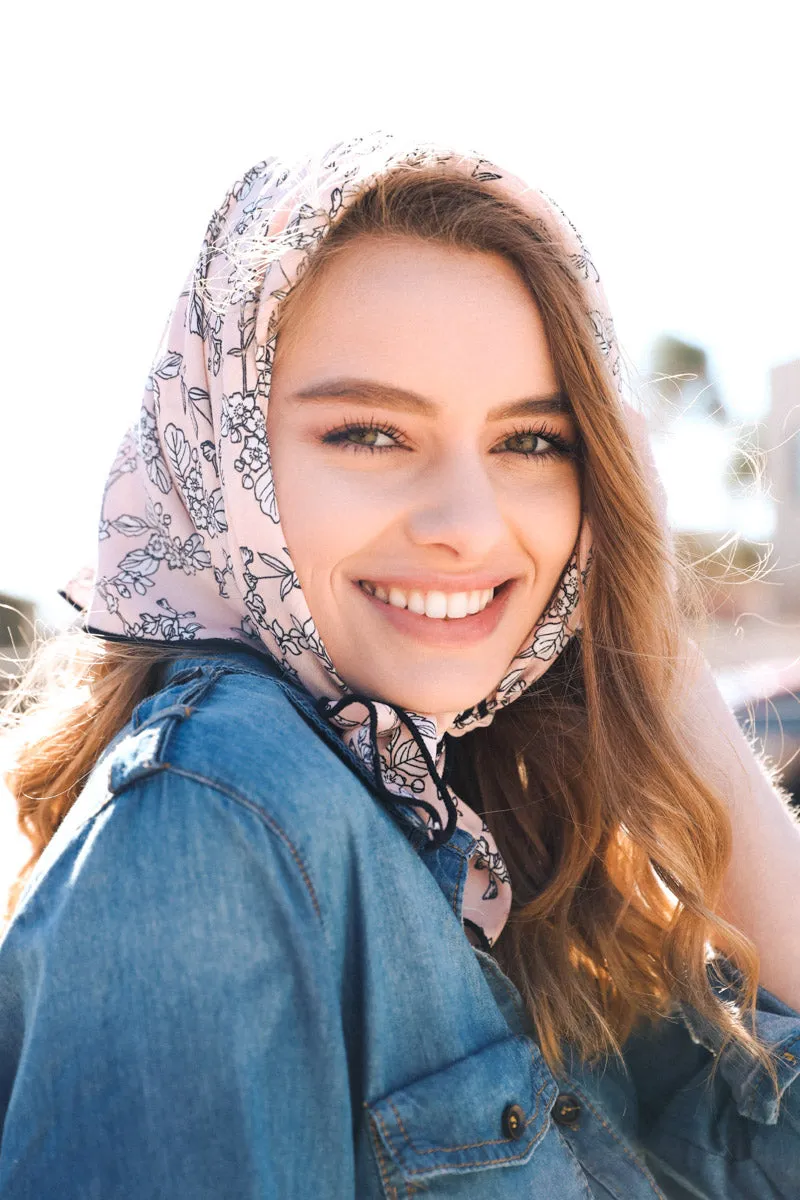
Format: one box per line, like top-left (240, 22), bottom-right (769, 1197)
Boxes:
top-left (1, 646), bottom-right (798, 1198)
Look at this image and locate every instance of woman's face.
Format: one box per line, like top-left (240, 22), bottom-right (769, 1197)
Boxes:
top-left (267, 235), bottom-right (582, 717)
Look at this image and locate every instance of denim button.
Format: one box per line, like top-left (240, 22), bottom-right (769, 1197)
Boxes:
top-left (552, 1093), bottom-right (582, 1128)
top-left (502, 1103), bottom-right (526, 1140)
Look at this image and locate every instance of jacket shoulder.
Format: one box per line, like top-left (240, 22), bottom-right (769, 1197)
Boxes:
top-left (110, 652), bottom-right (383, 835)
top-left (15, 651), bottom-right (414, 944)
top-left (68, 651), bottom-right (417, 900)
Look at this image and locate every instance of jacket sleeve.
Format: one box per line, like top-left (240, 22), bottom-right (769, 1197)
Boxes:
top-left (623, 961), bottom-right (800, 1198)
top-left (0, 768), bottom-right (355, 1200)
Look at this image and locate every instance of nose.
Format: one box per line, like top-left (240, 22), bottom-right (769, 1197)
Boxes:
top-left (405, 451), bottom-right (507, 561)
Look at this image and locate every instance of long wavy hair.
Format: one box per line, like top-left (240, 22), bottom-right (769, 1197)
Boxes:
top-left (1, 165), bottom-right (778, 1088)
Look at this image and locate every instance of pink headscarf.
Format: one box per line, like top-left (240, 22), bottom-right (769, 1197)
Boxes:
top-left (66, 132), bottom-right (629, 949)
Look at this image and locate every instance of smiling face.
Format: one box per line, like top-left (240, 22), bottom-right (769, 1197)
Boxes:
top-left (266, 235), bottom-right (583, 717)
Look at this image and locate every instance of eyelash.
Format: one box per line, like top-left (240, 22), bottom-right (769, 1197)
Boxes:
top-left (320, 418), bottom-right (578, 460)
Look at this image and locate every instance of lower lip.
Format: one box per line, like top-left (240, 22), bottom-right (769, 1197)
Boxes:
top-left (355, 582), bottom-right (514, 647)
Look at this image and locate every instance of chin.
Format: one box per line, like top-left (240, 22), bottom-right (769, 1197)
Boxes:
top-left (362, 669), bottom-right (501, 720)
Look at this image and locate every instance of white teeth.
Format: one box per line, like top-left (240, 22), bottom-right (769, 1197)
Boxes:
top-left (360, 581), bottom-right (497, 618)
top-left (424, 591), bottom-right (448, 619)
top-left (446, 592), bottom-right (469, 619)
top-left (466, 590), bottom-right (482, 615)
top-left (407, 590), bottom-right (426, 615)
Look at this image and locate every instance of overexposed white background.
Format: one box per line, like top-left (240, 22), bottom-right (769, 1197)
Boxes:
top-left (2, 0), bottom-right (798, 621)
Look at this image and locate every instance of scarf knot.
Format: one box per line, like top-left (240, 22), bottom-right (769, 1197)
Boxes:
top-left (318, 692), bottom-right (513, 947)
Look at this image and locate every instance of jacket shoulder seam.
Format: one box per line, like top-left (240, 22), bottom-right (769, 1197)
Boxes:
top-left (160, 762), bottom-right (323, 924)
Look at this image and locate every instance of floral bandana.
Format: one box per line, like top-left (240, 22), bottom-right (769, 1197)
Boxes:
top-left (66, 132), bottom-right (625, 950)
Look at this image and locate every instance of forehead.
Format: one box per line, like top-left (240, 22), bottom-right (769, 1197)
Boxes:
top-left (300, 233), bottom-right (532, 317)
top-left (273, 235), bottom-right (560, 405)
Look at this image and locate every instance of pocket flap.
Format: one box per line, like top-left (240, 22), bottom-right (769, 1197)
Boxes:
top-left (367, 1034), bottom-right (557, 1182)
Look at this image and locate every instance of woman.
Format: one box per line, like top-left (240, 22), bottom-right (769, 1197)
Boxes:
top-left (1, 132), bottom-right (799, 1198)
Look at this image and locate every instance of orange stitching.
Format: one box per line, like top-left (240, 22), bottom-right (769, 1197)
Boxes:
top-left (387, 1076), bottom-right (549, 1156)
top-left (524, 1071), bottom-right (549, 1127)
top-left (385, 1045), bottom-right (549, 1155)
top-left (369, 1114), bottom-right (402, 1200)
top-left (404, 1116), bottom-right (551, 1176)
top-left (374, 1106), bottom-right (405, 1190)
top-left (569, 1087), bottom-right (668, 1200)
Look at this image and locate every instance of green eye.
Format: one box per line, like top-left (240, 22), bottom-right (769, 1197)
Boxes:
top-left (351, 428), bottom-right (381, 446)
top-left (506, 432), bottom-right (545, 454)
top-left (322, 421), bottom-right (404, 453)
top-left (496, 425), bottom-right (577, 459)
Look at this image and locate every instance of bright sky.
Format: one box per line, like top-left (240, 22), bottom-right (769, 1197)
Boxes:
top-left (2, 0), bottom-right (798, 624)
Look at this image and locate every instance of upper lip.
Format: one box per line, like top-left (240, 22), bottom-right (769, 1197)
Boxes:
top-left (355, 574), bottom-right (515, 592)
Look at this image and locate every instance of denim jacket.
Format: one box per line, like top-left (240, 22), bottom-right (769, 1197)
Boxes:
top-left (1, 646), bottom-right (798, 1199)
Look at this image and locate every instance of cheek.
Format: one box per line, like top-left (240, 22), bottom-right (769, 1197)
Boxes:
top-left (271, 446), bottom-right (383, 596)
top-left (514, 469), bottom-right (583, 574)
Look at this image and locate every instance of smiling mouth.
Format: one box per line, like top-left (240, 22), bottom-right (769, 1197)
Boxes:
top-left (358, 581), bottom-right (506, 620)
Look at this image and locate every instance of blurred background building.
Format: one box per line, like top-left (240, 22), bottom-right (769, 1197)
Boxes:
top-left (768, 359), bottom-right (800, 612)
top-left (645, 346), bottom-right (800, 800)
top-left (0, 593), bottom-right (35, 698)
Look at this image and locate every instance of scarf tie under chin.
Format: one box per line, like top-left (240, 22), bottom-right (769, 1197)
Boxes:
top-left (318, 692), bottom-right (513, 950)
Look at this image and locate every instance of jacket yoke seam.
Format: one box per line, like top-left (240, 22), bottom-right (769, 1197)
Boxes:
top-left (159, 763), bottom-right (323, 925)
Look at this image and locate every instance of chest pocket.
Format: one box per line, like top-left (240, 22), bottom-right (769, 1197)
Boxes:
top-left (366, 1034), bottom-right (559, 1197)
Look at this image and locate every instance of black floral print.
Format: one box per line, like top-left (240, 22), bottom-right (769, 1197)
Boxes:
top-left (163, 424), bottom-right (227, 536)
top-left (138, 406), bottom-right (171, 496)
top-left (214, 552), bottom-right (234, 598)
top-left (102, 501), bottom-right (213, 600)
top-left (220, 391), bottom-right (272, 501)
top-left (472, 833), bottom-right (512, 902)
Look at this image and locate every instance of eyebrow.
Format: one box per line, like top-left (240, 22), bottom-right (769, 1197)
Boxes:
top-left (289, 378), bottom-right (573, 421)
